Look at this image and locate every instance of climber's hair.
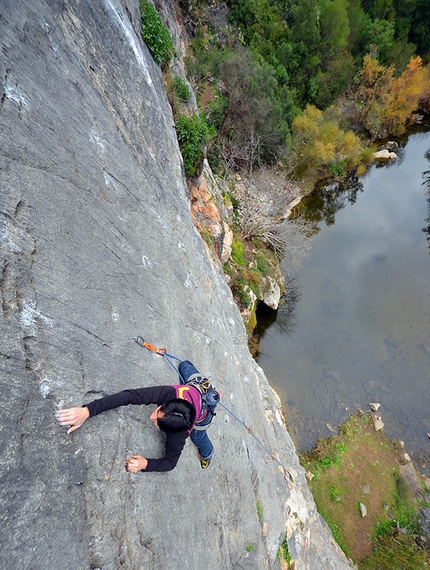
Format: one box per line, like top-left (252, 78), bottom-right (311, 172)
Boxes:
top-left (158, 399), bottom-right (196, 433)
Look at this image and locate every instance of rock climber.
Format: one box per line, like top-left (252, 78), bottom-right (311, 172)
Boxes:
top-left (56, 381), bottom-right (218, 472)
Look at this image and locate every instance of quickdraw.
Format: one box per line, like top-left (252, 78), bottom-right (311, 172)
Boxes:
top-left (134, 336), bottom-right (182, 376)
top-left (134, 336), bottom-right (166, 356)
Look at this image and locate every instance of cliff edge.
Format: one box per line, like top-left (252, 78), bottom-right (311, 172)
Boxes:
top-left (0, 1), bottom-right (354, 568)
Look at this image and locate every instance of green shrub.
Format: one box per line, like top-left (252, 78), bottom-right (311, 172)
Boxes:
top-left (277, 534), bottom-right (292, 563)
top-left (140, 0), bottom-right (174, 66)
top-left (328, 158), bottom-right (347, 177)
top-left (255, 256), bottom-right (269, 276)
top-left (374, 519), bottom-right (396, 538)
top-left (175, 113), bottom-right (210, 175)
top-left (361, 534), bottom-right (430, 569)
top-left (173, 76), bottom-right (191, 102)
top-left (166, 74), bottom-right (192, 116)
top-left (330, 485), bottom-right (342, 503)
top-left (230, 274), bottom-right (250, 307)
top-left (321, 457), bottom-right (332, 469)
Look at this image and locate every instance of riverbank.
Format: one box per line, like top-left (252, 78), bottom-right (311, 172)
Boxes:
top-left (299, 409), bottom-right (430, 567)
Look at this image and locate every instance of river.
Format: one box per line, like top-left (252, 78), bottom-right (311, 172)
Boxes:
top-left (256, 129), bottom-right (430, 469)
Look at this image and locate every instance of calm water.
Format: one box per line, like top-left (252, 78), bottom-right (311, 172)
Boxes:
top-left (257, 130), bottom-right (430, 466)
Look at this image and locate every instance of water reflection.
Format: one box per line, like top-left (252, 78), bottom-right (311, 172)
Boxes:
top-left (257, 130), bottom-right (430, 471)
top-left (253, 283), bottom-right (302, 358)
top-left (292, 174), bottom-right (364, 233)
top-left (422, 148), bottom-right (430, 251)
top-left (423, 196), bottom-right (430, 251)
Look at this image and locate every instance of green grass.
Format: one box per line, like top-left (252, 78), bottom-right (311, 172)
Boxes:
top-left (299, 413), bottom-right (427, 565)
top-left (231, 238), bottom-right (247, 267)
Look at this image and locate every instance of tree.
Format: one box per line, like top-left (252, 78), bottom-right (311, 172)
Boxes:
top-left (315, 52), bottom-right (356, 110)
top-left (291, 105), bottom-right (364, 176)
top-left (175, 113), bottom-right (211, 175)
top-left (348, 54), bottom-right (430, 138)
top-left (207, 48), bottom-right (290, 171)
top-left (381, 56), bottom-right (429, 133)
top-left (362, 0), bottom-right (396, 21)
top-left (348, 54), bottom-right (393, 136)
top-left (287, 0), bottom-right (320, 104)
top-left (347, 0), bottom-right (372, 60)
top-left (363, 18), bottom-right (396, 65)
top-left (319, 0), bottom-right (350, 62)
top-left (410, 0), bottom-right (430, 56)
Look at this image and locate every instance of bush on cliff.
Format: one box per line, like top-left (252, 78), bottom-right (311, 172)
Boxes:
top-left (175, 113), bottom-right (211, 175)
top-left (140, 0), bottom-right (174, 66)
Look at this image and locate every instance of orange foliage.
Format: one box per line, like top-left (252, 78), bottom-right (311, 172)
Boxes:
top-left (354, 55), bottom-right (430, 139)
top-left (382, 57), bottom-right (429, 135)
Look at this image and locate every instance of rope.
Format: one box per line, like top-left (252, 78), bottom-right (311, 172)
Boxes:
top-left (134, 335), bottom-right (294, 483)
top-left (217, 401), bottom-right (294, 481)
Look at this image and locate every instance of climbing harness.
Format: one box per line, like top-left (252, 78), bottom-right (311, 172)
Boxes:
top-left (134, 335), bottom-right (294, 482)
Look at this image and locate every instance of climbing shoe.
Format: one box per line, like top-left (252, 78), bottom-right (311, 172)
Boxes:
top-left (199, 456), bottom-right (211, 469)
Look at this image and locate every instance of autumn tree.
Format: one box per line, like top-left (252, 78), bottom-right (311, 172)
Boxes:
top-left (348, 54), bottom-right (430, 138)
top-left (381, 56), bottom-right (429, 134)
top-left (291, 105), bottom-right (364, 177)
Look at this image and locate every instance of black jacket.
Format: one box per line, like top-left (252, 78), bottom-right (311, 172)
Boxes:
top-left (86, 386), bottom-right (188, 472)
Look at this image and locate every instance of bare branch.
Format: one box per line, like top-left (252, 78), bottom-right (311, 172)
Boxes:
top-left (231, 169), bottom-right (312, 276)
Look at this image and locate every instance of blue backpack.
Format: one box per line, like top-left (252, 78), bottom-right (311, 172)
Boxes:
top-left (178, 360), bottom-right (220, 416)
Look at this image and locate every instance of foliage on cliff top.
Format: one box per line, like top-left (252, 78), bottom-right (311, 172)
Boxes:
top-left (228, 0), bottom-right (429, 109)
top-left (183, 1), bottom-right (429, 184)
top-left (300, 413), bottom-right (430, 566)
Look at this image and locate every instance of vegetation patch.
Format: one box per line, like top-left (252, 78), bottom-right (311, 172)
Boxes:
top-left (183, 1), bottom-right (430, 183)
top-left (166, 74), bottom-right (192, 115)
top-left (176, 1), bottom-right (430, 347)
top-left (172, 76), bottom-right (192, 102)
top-left (277, 533), bottom-right (294, 569)
top-left (139, 0), bottom-right (174, 66)
top-left (300, 413), bottom-right (430, 567)
top-left (175, 113), bottom-right (211, 175)
top-left (231, 237), bottom-right (248, 267)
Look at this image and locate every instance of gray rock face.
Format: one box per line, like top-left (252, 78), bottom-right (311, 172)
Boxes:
top-left (0, 1), bottom-right (354, 569)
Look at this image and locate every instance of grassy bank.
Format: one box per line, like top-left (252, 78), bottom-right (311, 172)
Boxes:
top-left (299, 412), bottom-right (430, 567)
